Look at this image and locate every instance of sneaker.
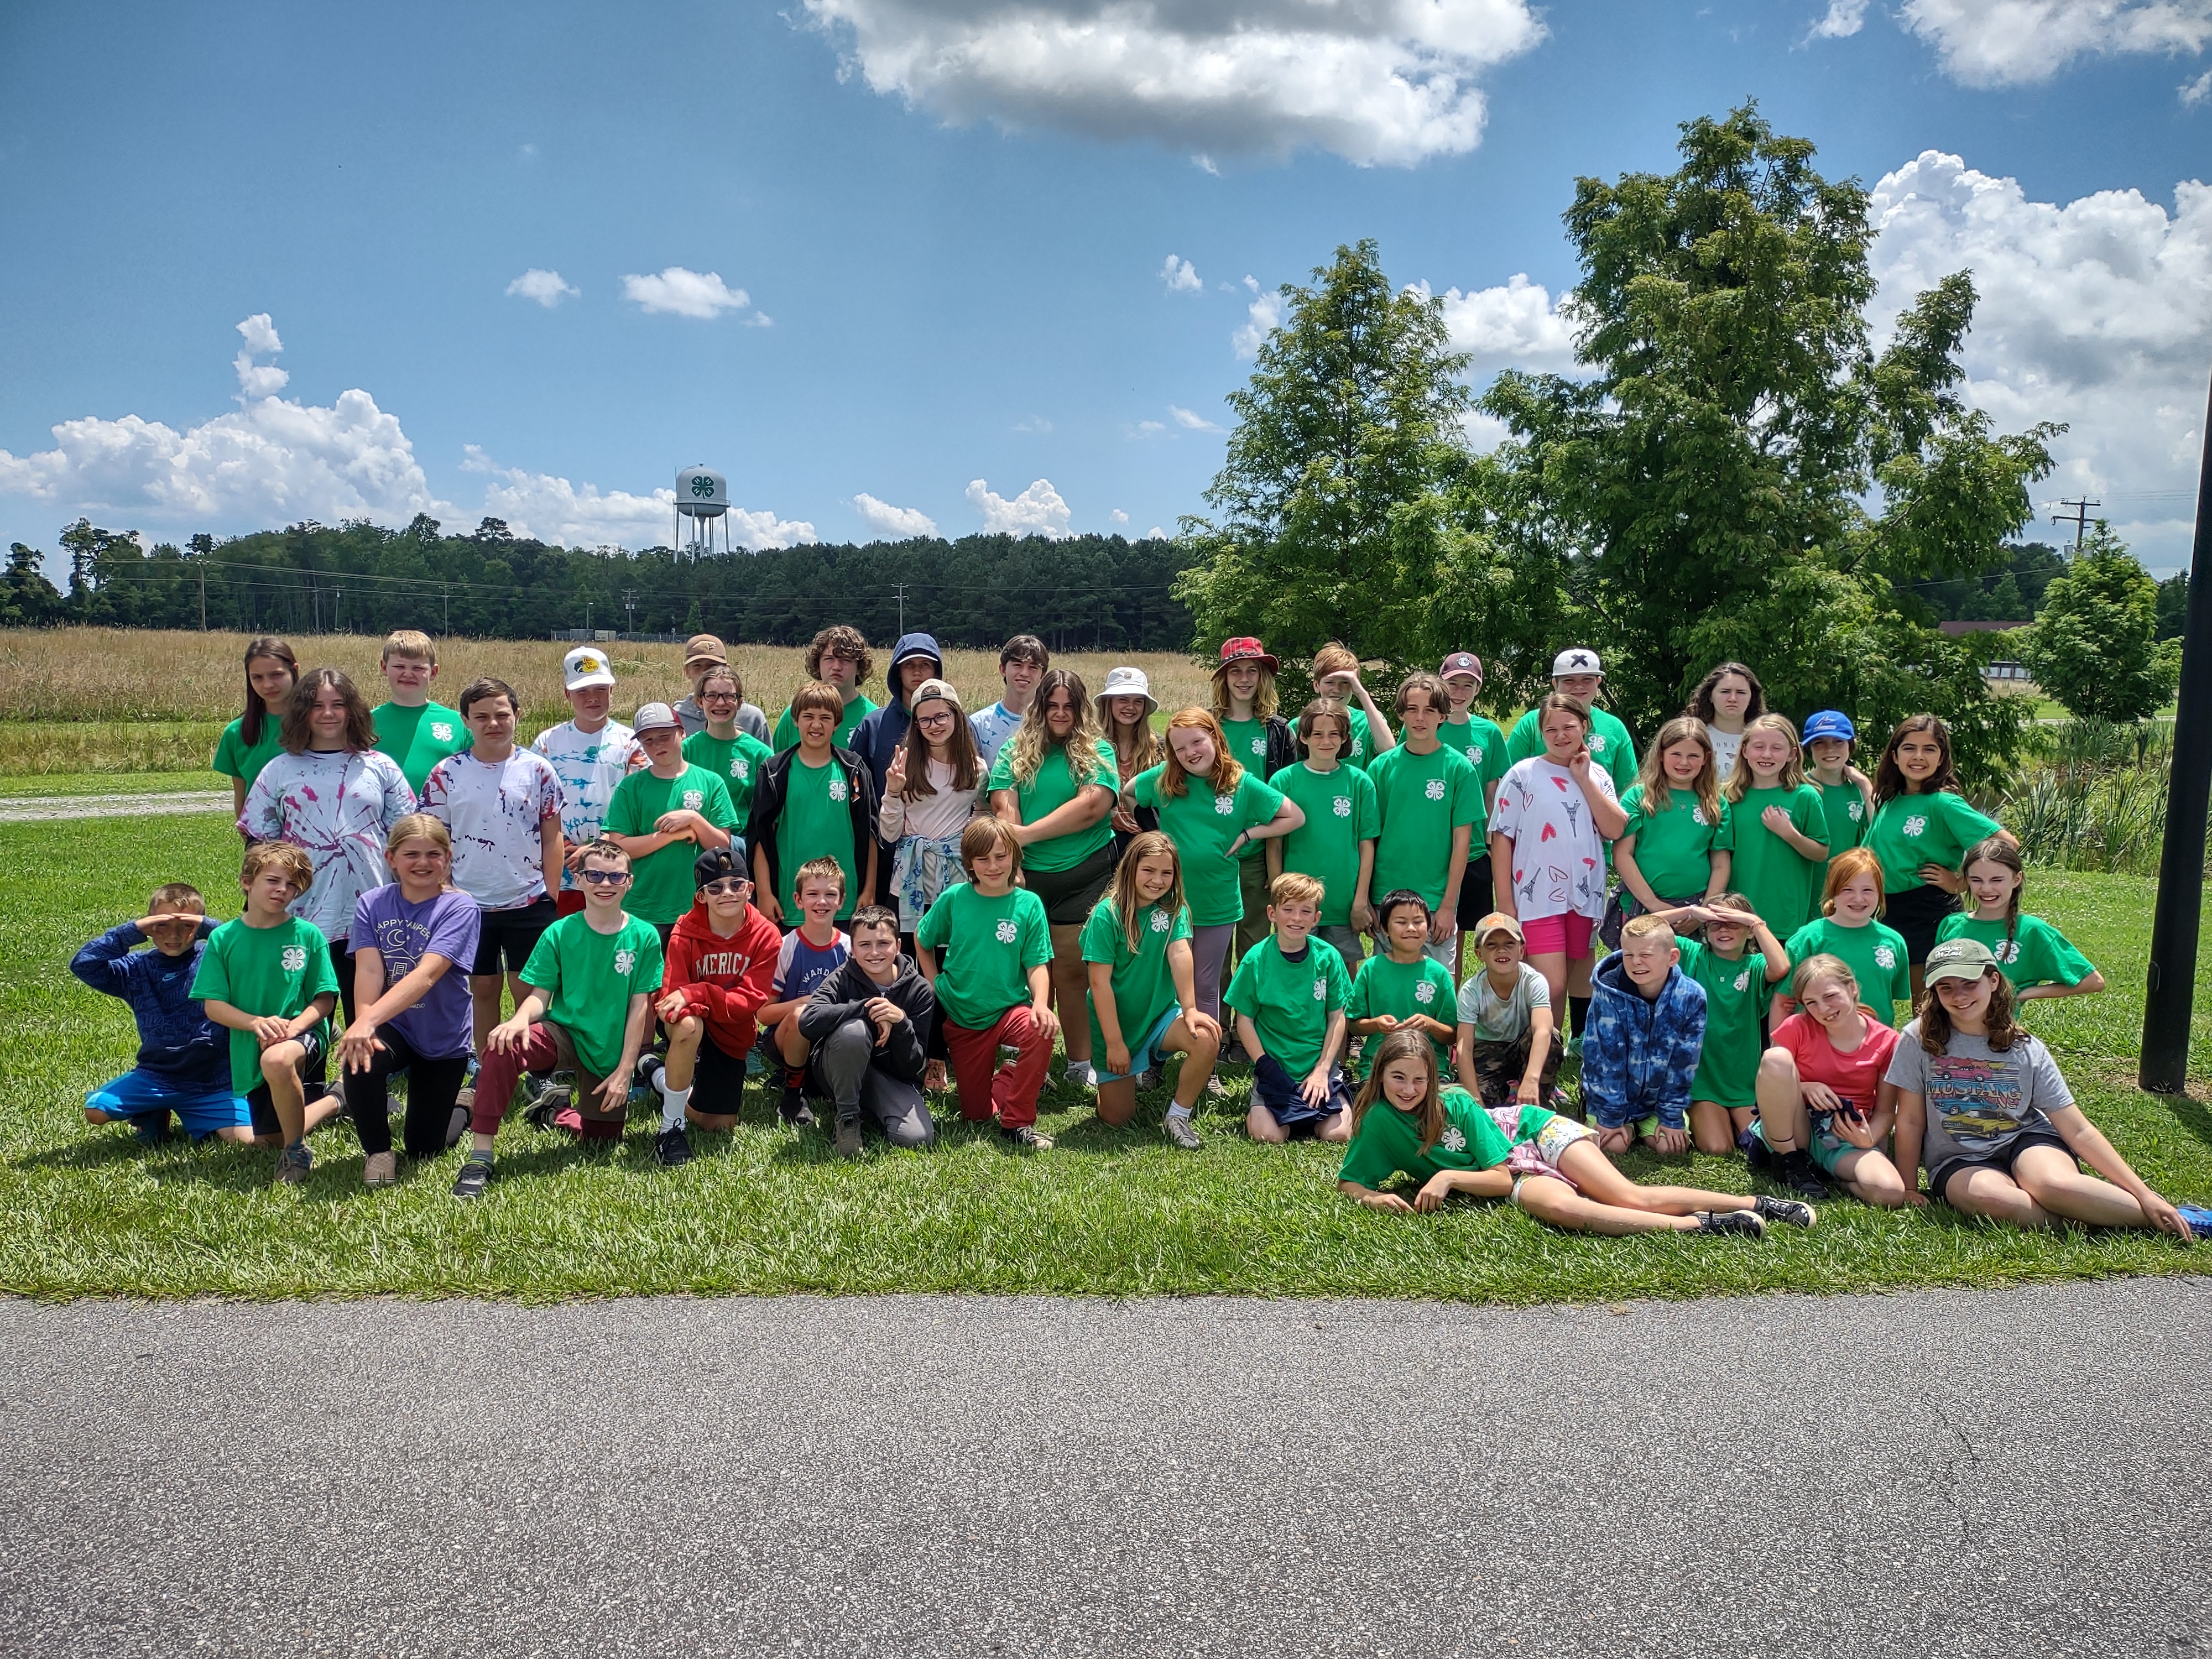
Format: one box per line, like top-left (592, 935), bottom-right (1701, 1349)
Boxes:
top-left (323, 1076), bottom-right (350, 1123)
top-left (999, 1123), bottom-right (1054, 1151)
top-left (1203, 1074), bottom-right (1228, 1099)
top-left (362, 1150), bottom-right (398, 1188)
top-left (834, 1115), bottom-right (863, 1159)
top-left (523, 1079), bottom-right (571, 1130)
top-left (1135, 1067), bottom-right (1164, 1091)
top-left (924, 1060), bottom-right (951, 1094)
top-left (1063, 1060), bottom-right (1097, 1089)
top-left (445, 1104), bottom-right (472, 1149)
top-left (131, 1113), bottom-right (171, 1146)
top-left (451, 1155), bottom-right (494, 1199)
top-left (1779, 1149), bottom-right (1832, 1201)
top-left (654, 1126), bottom-right (694, 1168)
top-left (1752, 1192), bottom-right (1818, 1230)
top-left (1221, 1037), bottom-right (1250, 1066)
top-left (1694, 1208), bottom-right (1765, 1238)
top-left (636, 1052), bottom-right (665, 1090)
top-left (779, 1086), bottom-right (817, 1129)
top-left (274, 1143), bottom-right (312, 1187)
top-left (1163, 1113), bottom-right (1202, 1151)
top-left (2173, 1203), bottom-right (2212, 1243)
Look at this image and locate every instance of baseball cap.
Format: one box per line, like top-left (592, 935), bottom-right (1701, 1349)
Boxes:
top-left (1551, 647), bottom-right (1601, 677)
top-left (694, 841), bottom-right (750, 889)
top-left (1923, 937), bottom-right (1997, 985)
top-left (1439, 651), bottom-right (1483, 682)
top-left (1801, 710), bottom-right (1856, 745)
top-left (909, 676), bottom-right (963, 713)
top-left (562, 646), bottom-right (617, 692)
top-left (1474, 911), bottom-right (1525, 943)
top-left (682, 633), bottom-right (727, 669)
top-left (1213, 637), bottom-right (1280, 675)
top-left (633, 701), bottom-right (681, 734)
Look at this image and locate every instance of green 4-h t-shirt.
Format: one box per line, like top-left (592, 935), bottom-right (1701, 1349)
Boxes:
top-left (1346, 951), bottom-right (1459, 1077)
top-left (1131, 765), bottom-right (1284, 927)
top-left (1815, 780), bottom-right (1870, 870)
top-left (1619, 784), bottom-right (1734, 905)
top-left (1506, 706), bottom-right (1638, 795)
top-left (190, 916), bottom-right (340, 1094)
top-left (1675, 935), bottom-right (1773, 1110)
top-left (1934, 912), bottom-right (2097, 991)
top-left (1218, 718), bottom-right (1276, 820)
top-left (682, 729), bottom-right (775, 829)
top-left (519, 911), bottom-right (664, 1078)
top-left (1366, 743), bottom-right (1483, 911)
top-left (211, 716), bottom-right (285, 794)
top-left (1337, 1087), bottom-right (1528, 1191)
top-left (372, 701), bottom-right (472, 796)
top-left (1443, 713), bottom-right (1510, 797)
top-left (1224, 935), bottom-right (1350, 1079)
top-left (1079, 895), bottom-right (1193, 1067)
top-left (1785, 915), bottom-right (1912, 1027)
top-left (1270, 761), bottom-right (1380, 928)
top-left (604, 763), bottom-right (741, 925)
top-left (986, 738), bottom-right (1120, 873)
top-left (916, 882), bottom-right (1053, 1031)
top-left (771, 755), bottom-right (862, 921)
top-left (1729, 782), bottom-right (1829, 937)
top-left (1867, 790), bottom-right (2003, 895)
top-left (771, 695), bottom-right (877, 754)
top-left (1340, 707), bottom-right (1381, 771)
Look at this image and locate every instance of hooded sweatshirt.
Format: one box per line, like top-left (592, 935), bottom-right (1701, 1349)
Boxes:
top-left (851, 632), bottom-right (945, 800)
top-left (795, 951), bottom-right (936, 1081)
top-left (70, 919), bottom-right (228, 1086)
top-left (1580, 950), bottom-right (1708, 1131)
top-left (664, 896), bottom-right (781, 1060)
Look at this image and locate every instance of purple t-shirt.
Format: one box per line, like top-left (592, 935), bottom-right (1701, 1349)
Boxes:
top-left (349, 884), bottom-right (481, 1059)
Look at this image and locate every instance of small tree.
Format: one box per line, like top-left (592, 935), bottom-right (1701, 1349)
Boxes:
top-left (2021, 526), bottom-right (2177, 722)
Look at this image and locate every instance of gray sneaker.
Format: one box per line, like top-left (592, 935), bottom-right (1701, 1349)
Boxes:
top-left (274, 1143), bottom-right (312, 1187)
top-left (1162, 1113), bottom-right (1202, 1151)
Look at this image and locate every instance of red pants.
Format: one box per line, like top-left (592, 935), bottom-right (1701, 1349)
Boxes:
top-left (941, 1005), bottom-right (1052, 1129)
top-left (470, 1022), bottom-right (620, 1140)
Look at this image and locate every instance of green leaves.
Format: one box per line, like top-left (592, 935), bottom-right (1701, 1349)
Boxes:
top-left (2021, 527), bottom-right (2177, 724)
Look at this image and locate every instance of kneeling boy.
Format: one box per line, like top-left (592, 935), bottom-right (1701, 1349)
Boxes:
top-left (641, 841), bottom-right (779, 1164)
top-left (71, 883), bottom-right (243, 1145)
top-left (1582, 914), bottom-right (1708, 1157)
top-left (1453, 911), bottom-right (1565, 1113)
top-left (1225, 871), bottom-right (1354, 1144)
top-left (797, 904), bottom-right (938, 1157)
top-left (191, 844), bottom-right (343, 1184)
top-left (455, 839), bottom-right (663, 1197)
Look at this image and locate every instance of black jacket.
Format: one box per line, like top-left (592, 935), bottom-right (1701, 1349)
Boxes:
top-left (748, 743), bottom-right (878, 906)
top-left (1260, 713), bottom-right (1297, 778)
top-left (796, 953), bottom-right (935, 1081)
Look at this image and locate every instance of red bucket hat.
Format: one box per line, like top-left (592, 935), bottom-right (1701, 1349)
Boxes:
top-left (1213, 637), bottom-right (1279, 676)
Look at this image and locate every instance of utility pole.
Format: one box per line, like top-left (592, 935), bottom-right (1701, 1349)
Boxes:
top-left (2052, 497), bottom-right (2101, 552)
top-left (442, 582), bottom-right (450, 637)
top-left (334, 586), bottom-right (343, 635)
top-left (623, 588), bottom-right (637, 639)
top-left (2141, 374), bottom-right (2212, 1091)
top-left (894, 581), bottom-right (909, 635)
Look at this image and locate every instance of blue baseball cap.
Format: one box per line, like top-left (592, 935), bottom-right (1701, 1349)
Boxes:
top-left (1801, 710), bottom-right (1855, 745)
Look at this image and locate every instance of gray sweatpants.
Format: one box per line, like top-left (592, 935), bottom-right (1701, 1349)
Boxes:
top-left (813, 1019), bottom-right (935, 1149)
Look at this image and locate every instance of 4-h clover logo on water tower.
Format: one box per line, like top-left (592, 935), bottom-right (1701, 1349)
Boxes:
top-left (673, 465), bottom-right (733, 558)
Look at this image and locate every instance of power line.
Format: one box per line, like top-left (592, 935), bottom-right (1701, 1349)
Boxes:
top-left (2052, 498), bottom-right (2101, 551)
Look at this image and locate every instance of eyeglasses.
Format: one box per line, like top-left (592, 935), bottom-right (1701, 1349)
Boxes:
top-left (701, 878), bottom-right (747, 896)
top-left (578, 868), bottom-right (630, 886)
top-left (700, 690), bottom-right (740, 703)
top-left (916, 711), bottom-right (954, 728)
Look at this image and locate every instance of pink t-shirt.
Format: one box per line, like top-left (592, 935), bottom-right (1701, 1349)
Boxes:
top-left (1772, 1008), bottom-right (1898, 1116)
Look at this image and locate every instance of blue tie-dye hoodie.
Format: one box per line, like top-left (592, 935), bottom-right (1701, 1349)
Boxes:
top-left (1580, 950), bottom-right (1707, 1131)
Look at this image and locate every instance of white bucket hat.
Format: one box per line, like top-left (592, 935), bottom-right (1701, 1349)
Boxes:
top-left (1097, 664), bottom-right (1159, 716)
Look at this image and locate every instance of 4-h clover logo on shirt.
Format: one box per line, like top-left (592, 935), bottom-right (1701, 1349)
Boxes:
top-left (1414, 980), bottom-right (1436, 1004)
top-left (1332, 796), bottom-right (1352, 818)
top-left (1692, 807), bottom-right (1710, 826)
top-left (1733, 968), bottom-right (1751, 993)
top-left (1590, 735), bottom-right (1608, 753)
top-left (1996, 940), bottom-right (2020, 962)
top-left (432, 722), bottom-right (454, 743)
top-left (1874, 945), bottom-right (1897, 969)
top-left (280, 945), bottom-right (307, 973)
top-left (1848, 801), bottom-right (1865, 821)
top-left (615, 947), bottom-right (638, 975)
top-left (731, 759), bottom-right (749, 781)
top-left (1250, 737), bottom-right (1267, 758)
top-left (995, 919), bottom-right (1018, 944)
top-left (828, 778), bottom-right (848, 802)
top-left (1440, 1125), bottom-right (1467, 1152)
top-left (683, 789), bottom-right (705, 811)
top-left (1466, 744), bottom-right (1484, 765)
top-left (1149, 909), bottom-right (1170, 933)
top-left (1423, 778), bottom-right (1446, 801)
top-left (1213, 794), bottom-right (1234, 815)
top-left (1903, 814), bottom-right (1928, 837)
top-left (1312, 978), bottom-right (1327, 1000)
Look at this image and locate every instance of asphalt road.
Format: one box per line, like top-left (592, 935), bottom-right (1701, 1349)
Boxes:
top-left (3, 1280), bottom-right (2207, 1658)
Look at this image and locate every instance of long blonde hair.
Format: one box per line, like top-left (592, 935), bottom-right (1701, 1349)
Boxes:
top-left (1153, 707), bottom-right (1246, 801)
top-left (1636, 716), bottom-right (1724, 823)
top-left (1004, 669), bottom-right (1103, 789)
top-left (1108, 831), bottom-right (1187, 956)
top-left (1211, 664), bottom-right (1278, 721)
top-left (1098, 686), bottom-right (1164, 782)
top-left (1725, 712), bottom-right (1807, 802)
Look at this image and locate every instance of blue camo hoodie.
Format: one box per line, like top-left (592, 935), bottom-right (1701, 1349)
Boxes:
top-left (851, 632), bottom-right (945, 798)
top-left (69, 920), bottom-right (229, 1087)
top-left (1580, 950), bottom-right (1707, 1131)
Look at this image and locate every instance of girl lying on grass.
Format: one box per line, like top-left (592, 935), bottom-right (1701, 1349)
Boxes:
top-left (1335, 1030), bottom-right (1815, 1238)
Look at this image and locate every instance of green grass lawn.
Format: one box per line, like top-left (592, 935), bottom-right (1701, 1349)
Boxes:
top-left (5, 811), bottom-right (2211, 1302)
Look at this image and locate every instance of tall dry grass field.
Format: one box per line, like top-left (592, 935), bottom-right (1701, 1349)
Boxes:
top-left (0, 629), bottom-right (1222, 772)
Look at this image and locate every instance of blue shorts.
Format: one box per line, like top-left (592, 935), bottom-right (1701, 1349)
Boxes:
top-left (1251, 1052), bottom-right (1352, 1128)
top-left (87, 1070), bottom-right (250, 1138)
top-left (1095, 1006), bottom-right (1180, 1086)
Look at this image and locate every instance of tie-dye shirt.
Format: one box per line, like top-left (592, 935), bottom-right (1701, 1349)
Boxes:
top-left (531, 719), bottom-right (638, 891)
top-left (422, 748), bottom-right (564, 911)
top-left (238, 748), bottom-right (417, 942)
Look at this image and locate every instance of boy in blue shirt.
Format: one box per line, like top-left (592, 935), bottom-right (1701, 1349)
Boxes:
top-left (71, 882), bottom-right (254, 1146)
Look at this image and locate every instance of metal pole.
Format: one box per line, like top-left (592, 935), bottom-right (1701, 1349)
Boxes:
top-left (2140, 369), bottom-right (2212, 1092)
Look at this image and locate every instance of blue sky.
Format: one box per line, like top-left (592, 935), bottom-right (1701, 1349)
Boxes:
top-left (2, 0), bottom-right (2206, 570)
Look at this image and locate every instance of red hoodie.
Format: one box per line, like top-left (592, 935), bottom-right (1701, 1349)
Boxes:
top-left (665, 898), bottom-right (780, 1060)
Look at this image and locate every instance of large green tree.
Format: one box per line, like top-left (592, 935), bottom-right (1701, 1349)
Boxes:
top-left (2020, 526), bottom-right (2178, 722)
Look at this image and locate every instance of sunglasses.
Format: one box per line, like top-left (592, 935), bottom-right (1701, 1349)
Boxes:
top-left (578, 868), bottom-right (630, 886)
top-left (701, 878), bottom-right (747, 896)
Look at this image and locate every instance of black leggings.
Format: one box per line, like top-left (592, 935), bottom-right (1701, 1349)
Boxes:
top-left (346, 1028), bottom-right (469, 1159)
top-left (327, 940), bottom-right (357, 1024)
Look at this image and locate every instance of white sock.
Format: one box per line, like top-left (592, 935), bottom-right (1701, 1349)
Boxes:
top-left (658, 1078), bottom-right (691, 1133)
top-left (1166, 1102), bottom-right (1193, 1121)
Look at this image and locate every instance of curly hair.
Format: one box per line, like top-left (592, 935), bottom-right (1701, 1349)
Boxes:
top-left (805, 625), bottom-right (874, 684)
top-left (1915, 966), bottom-right (2023, 1055)
top-left (1152, 708), bottom-right (1244, 801)
top-left (279, 667), bottom-right (378, 754)
top-left (1003, 669), bottom-right (1104, 789)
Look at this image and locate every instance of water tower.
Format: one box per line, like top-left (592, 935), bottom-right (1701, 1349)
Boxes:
top-left (674, 464), bottom-right (731, 557)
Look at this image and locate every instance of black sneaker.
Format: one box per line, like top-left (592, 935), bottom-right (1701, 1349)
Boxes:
top-left (131, 1113), bottom-right (171, 1146)
top-left (1780, 1149), bottom-right (1831, 1201)
top-left (654, 1126), bottom-right (693, 1168)
top-left (1753, 1192), bottom-right (1818, 1229)
top-left (999, 1123), bottom-right (1053, 1151)
top-left (451, 1155), bottom-right (494, 1199)
top-left (834, 1115), bottom-right (863, 1159)
top-left (779, 1086), bottom-right (816, 1129)
top-left (1694, 1208), bottom-right (1765, 1238)
top-left (636, 1052), bottom-right (665, 1091)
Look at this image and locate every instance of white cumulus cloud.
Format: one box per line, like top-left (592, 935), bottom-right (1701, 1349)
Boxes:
top-left (967, 476), bottom-right (1072, 538)
top-left (801, 0), bottom-right (1546, 167)
top-left (620, 267), bottom-right (754, 319)
top-left (1162, 253), bottom-right (1202, 293)
top-left (1809, 0), bottom-right (1870, 37)
top-left (1428, 272), bottom-right (1580, 376)
top-left (1111, 508), bottom-right (1129, 523)
top-left (233, 312), bottom-right (290, 397)
top-left (1168, 404), bottom-right (1224, 432)
top-left (2184, 65), bottom-right (2212, 98)
top-left (1867, 150), bottom-right (2212, 566)
top-left (1899, 0), bottom-right (2212, 86)
top-left (853, 492), bottom-right (939, 537)
top-left (465, 447), bottom-right (816, 550)
top-left (507, 268), bottom-right (580, 307)
top-left (1233, 290), bottom-right (1287, 358)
